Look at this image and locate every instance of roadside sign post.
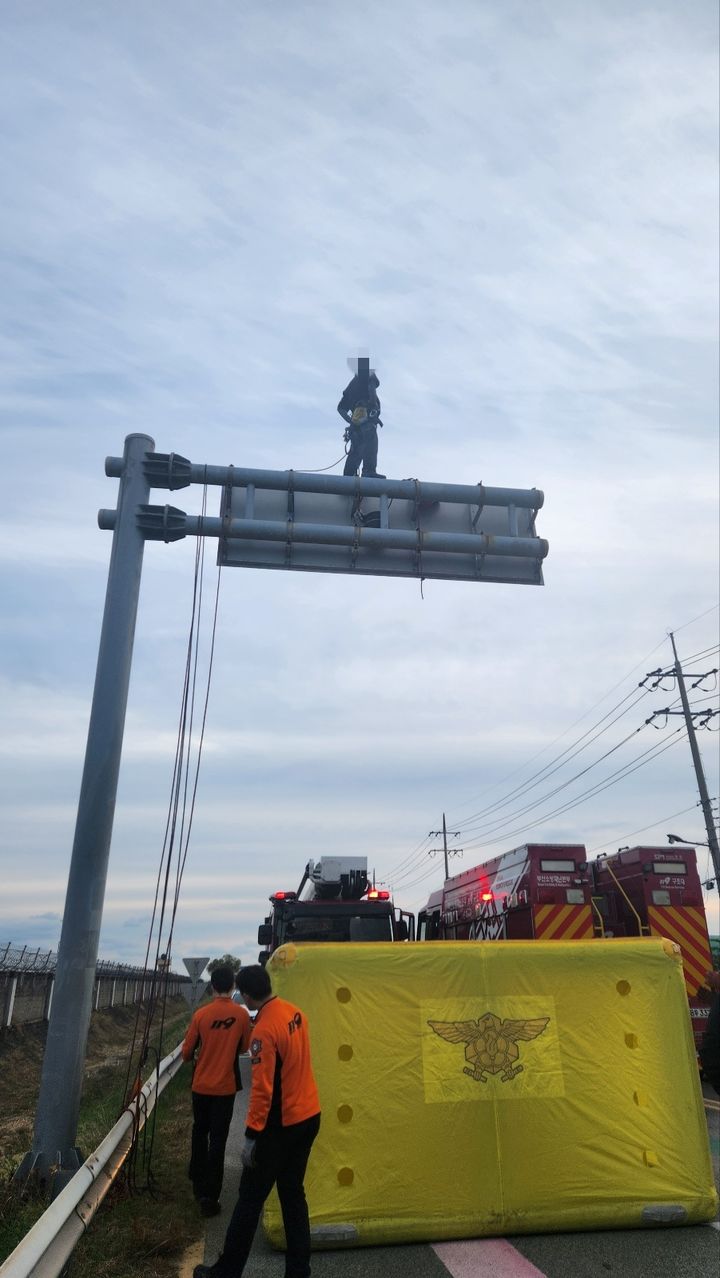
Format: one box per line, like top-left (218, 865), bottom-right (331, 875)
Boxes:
top-left (16, 434), bottom-right (153, 1189)
top-left (182, 956), bottom-right (210, 980)
top-left (181, 980), bottom-right (208, 1007)
top-left (181, 956), bottom-right (210, 1006)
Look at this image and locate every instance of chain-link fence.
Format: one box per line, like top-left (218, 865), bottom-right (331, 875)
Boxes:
top-left (0, 943), bottom-right (189, 1029)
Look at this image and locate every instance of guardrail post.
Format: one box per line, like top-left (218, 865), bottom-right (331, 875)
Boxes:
top-left (15, 433), bottom-right (154, 1190)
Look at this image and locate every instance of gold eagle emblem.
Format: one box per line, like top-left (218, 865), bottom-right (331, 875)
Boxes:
top-left (428, 1012), bottom-right (550, 1082)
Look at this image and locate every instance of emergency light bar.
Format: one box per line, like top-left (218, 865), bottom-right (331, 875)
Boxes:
top-left (367, 889), bottom-right (390, 900)
top-left (271, 891), bottom-right (297, 901)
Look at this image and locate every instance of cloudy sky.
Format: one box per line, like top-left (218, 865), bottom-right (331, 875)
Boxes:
top-left (1, 1), bottom-right (718, 969)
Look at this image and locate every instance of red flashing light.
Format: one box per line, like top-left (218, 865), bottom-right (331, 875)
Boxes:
top-left (480, 891), bottom-right (493, 902)
top-left (367, 889), bottom-right (390, 900)
top-left (271, 890), bottom-right (297, 902)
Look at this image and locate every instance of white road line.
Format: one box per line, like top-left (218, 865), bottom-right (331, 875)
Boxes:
top-left (708, 1220), bottom-right (720, 1231)
top-left (432, 1238), bottom-right (547, 1277)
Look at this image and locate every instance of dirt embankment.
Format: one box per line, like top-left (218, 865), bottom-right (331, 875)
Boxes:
top-left (0, 998), bottom-right (189, 1160)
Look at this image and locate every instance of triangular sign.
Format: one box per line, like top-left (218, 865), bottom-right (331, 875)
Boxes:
top-left (181, 979), bottom-right (207, 1007)
top-left (183, 956), bottom-right (210, 980)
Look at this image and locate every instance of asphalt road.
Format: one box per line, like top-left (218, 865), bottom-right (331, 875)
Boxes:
top-left (196, 1063), bottom-right (720, 1278)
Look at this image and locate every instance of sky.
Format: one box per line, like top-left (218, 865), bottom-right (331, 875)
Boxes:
top-left (0, 0), bottom-right (718, 971)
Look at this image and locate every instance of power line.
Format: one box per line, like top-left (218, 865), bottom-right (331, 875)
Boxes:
top-left (381, 613), bottom-right (719, 898)
top-left (446, 637), bottom-right (673, 823)
top-left (382, 833), bottom-right (435, 882)
top-left (452, 687), bottom-right (651, 834)
top-left (670, 603), bottom-right (719, 636)
top-left (460, 727), bottom-right (688, 853)
top-left (586, 801), bottom-right (704, 854)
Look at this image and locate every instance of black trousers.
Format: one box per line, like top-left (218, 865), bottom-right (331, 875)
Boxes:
top-left (343, 422), bottom-right (378, 477)
top-left (217, 1112), bottom-right (321, 1278)
top-left (189, 1091), bottom-right (236, 1202)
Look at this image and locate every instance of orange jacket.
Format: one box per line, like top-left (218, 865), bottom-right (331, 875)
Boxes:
top-left (182, 996), bottom-right (251, 1096)
top-left (245, 995), bottom-right (320, 1136)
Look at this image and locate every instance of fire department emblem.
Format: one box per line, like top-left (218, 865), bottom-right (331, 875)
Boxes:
top-left (250, 1038), bottom-right (262, 1057)
top-left (428, 1012), bottom-right (550, 1082)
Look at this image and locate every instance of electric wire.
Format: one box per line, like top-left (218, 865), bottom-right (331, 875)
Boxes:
top-left (681, 643), bottom-right (720, 666)
top-left (381, 833), bottom-right (435, 882)
top-left (450, 686), bottom-right (652, 833)
top-left (670, 603), bottom-right (719, 635)
top-left (586, 801), bottom-right (705, 854)
top-left (459, 727), bottom-right (688, 854)
top-left (381, 616), bottom-right (718, 902)
top-left (458, 721), bottom-right (648, 843)
top-left (446, 637), bottom-right (673, 822)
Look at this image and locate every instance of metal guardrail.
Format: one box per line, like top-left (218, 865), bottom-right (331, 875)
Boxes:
top-left (0, 1042), bottom-right (185, 1278)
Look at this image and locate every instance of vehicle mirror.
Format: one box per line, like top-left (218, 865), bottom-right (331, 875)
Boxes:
top-left (257, 923), bottom-right (272, 946)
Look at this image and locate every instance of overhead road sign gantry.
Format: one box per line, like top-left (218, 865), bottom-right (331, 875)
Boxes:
top-left (24, 435), bottom-right (548, 1193)
top-left (102, 452), bottom-right (548, 586)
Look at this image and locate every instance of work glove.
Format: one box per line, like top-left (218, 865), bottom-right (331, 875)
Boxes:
top-left (241, 1137), bottom-right (257, 1170)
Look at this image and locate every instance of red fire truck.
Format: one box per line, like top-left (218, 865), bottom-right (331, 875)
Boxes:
top-left (590, 846), bottom-right (713, 1052)
top-left (258, 856), bottom-right (415, 963)
top-left (417, 843), bottom-right (595, 942)
top-left (417, 842), bottom-right (714, 1054)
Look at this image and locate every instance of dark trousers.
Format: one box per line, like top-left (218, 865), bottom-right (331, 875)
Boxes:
top-left (343, 423), bottom-right (378, 477)
top-left (189, 1091), bottom-right (236, 1202)
top-left (217, 1113), bottom-right (321, 1278)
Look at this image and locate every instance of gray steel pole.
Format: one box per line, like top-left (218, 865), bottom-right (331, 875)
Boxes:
top-left (669, 631), bottom-right (720, 887)
top-left (16, 433), bottom-right (154, 1189)
top-left (442, 813), bottom-right (449, 881)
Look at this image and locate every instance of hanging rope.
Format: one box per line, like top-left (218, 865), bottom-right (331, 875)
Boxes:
top-left (296, 450), bottom-right (348, 473)
top-left (120, 481), bottom-right (223, 1194)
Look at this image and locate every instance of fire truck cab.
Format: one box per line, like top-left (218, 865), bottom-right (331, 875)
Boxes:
top-left (590, 845), bottom-right (713, 1051)
top-left (258, 856), bottom-right (415, 963)
top-left (418, 844), bottom-right (595, 942)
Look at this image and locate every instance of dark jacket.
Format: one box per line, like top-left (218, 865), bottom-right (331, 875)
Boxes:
top-left (337, 373), bottom-right (381, 424)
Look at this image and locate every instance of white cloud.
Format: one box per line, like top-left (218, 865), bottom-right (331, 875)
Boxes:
top-left (0, 1), bottom-right (717, 966)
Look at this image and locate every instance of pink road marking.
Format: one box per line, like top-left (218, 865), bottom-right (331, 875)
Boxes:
top-left (432, 1238), bottom-right (547, 1278)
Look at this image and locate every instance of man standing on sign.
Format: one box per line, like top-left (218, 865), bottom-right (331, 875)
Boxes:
top-left (194, 964), bottom-right (321, 1278)
top-left (338, 355), bottom-right (384, 478)
top-left (183, 965), bottom-right (251, 1217)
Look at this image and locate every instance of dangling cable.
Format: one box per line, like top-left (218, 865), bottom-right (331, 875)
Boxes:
top-left (122, 482), bottom-right (223, 1194)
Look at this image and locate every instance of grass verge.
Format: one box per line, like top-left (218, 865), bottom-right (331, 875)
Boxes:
top-left (0, 999), bottom-right (205, 1277)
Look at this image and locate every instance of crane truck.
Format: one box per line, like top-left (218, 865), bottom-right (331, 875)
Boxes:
top-left (257, 856), bottom-right (415, 963)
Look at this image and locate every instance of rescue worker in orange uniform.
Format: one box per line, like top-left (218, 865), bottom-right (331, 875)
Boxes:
top-left (183, 966), bottom-right (251, 1217)
top-left (194, 965), bottom-right (321, 1278)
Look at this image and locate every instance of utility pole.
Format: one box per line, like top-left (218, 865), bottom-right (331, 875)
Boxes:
top-left (428, 813), bottom-right (463, 879)
top-left (16, 434), bottom-right (154, 1189)
top-left (669, 632), bottom-right (720, 887)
